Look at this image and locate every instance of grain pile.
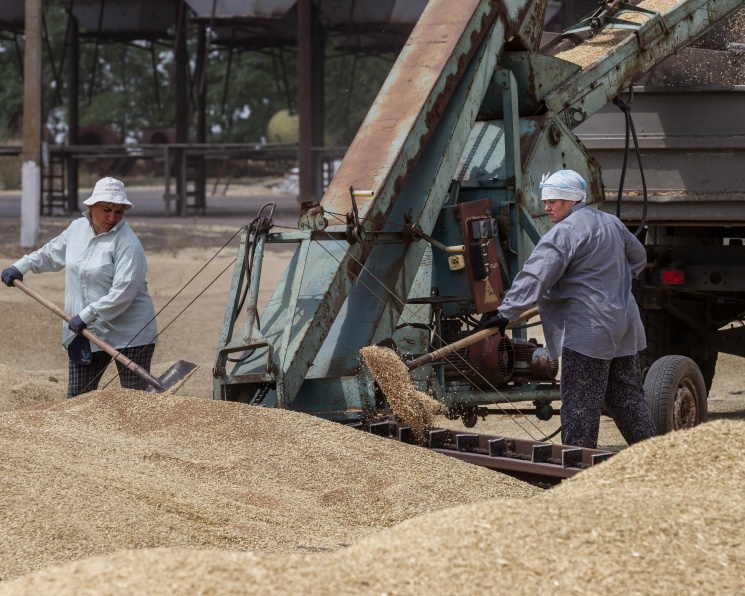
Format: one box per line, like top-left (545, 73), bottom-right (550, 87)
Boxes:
top-left (0, 388), bottom-right (539, 582)
top-left (0, 361), bottom-right (208, 412)
top-left (4, 419), bottom-right (743, 595)
top-left (360, 345), bottom-right (444, 441)
top-left (0, 364), bottom-right (67, 411)
top-left (556, 0), bottom-right (685, 67)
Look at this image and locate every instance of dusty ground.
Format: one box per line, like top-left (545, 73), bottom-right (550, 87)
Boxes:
top-left (0, 217), bottom-right (293, 397)
top-left (2, 418), bottom-right (744, 594)
top-left (1, 208), bottom-right (745, 594)
top-left (1, 214), bottom-right (744, 446)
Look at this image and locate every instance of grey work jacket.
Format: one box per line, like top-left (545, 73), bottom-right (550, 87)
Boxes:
top-left (498, 203), bottom-right (646, 361)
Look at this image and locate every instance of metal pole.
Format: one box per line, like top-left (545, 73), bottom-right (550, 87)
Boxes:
top-left (311, 7), bottom-right (325, 199)
top-left (297, 0), bottom-right (313, 203)
top-left (195, 23), bottom-right (207, 211)
top-left (164, 145), bottom-right (171, 215)
top-left (174, 0), bottom-right (188, 215)
top-left (21, 0), bottom-right (43, 248)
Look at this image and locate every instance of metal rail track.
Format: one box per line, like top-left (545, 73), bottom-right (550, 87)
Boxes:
top-left (349, 420), bottom-right (614, 486)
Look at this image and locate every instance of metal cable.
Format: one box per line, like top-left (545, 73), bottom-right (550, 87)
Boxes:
top-left (315, 231), bottom-right (554, 442)
top-left (96, 226), bottom-right (242, 392)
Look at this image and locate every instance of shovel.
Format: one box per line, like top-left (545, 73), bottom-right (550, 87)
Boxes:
top-left (405, 306), bottom-right (540, 371)
top-left (13, 280), bottom-right (198, 393)
top-left (361, 307), bottom-right (541, 428)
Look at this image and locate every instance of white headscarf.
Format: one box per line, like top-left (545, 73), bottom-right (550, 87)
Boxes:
top-left (539, 170), bottom-right (587, 202)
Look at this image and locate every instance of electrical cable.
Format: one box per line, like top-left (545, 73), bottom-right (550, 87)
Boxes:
top-left (228, 216), bottom-right (269, 363)
top-left (537, 425), bottom-right (562, 442)
top-left (613, 88), bottom-right (649, 237)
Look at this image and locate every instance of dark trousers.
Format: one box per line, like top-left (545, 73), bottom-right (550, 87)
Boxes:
top-left (560, 347), bottom-right (657, 449)
top-left (67, 344), bottom-right (156, 398)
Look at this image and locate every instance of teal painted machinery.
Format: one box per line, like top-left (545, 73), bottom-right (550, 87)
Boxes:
top-left (213, 0), bottom-right (745, 428)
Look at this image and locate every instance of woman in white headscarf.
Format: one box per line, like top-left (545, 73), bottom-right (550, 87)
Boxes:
top-left (1, 177), bottom-right (158, 397)
top-left (480, 170), bottom-right (656, 448)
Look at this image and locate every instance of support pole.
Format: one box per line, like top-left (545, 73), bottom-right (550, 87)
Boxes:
top-left (21, 0), bottom-right (43, 248)
top-left (66, 11), bottom-right (79, 213)
top-left (194, 23), bottom-right (207, 210)
top-left (297, 0), bottom-right (314, 203)
top-left (310, 8), bottom-right (325, 199)
top-left (174, 0), bottom-right (188, 215)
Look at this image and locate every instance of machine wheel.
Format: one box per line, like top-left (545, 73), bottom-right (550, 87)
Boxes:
top-left (461, 408), bottom-right (478, 428)
top-left (643, 355), bottom-right (707, 435)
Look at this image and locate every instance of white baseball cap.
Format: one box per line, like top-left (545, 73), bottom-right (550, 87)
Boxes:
top-left (83, 177), bottom-right (133, 209)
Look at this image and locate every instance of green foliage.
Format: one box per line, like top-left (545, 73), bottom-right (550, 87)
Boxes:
top-left (0, 36), bottom-right (27, 137)
top-left (0, 1), bottom-right (396, 148)
top-left (204, 48), bottom-right (297, 143)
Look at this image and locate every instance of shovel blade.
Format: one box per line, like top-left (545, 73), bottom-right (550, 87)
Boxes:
top-left (146, 360), bottom-right (199, 393)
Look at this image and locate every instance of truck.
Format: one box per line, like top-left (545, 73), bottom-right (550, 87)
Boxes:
top-left (575, 13), bottom-right (745, 430)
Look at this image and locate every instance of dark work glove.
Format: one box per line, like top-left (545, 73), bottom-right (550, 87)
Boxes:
top-left (68, 314), bottom-right (88, 335)
top-left (479, 313), bottom-right (509, 335)
top-left (1, 266), bottom-right (23, 287)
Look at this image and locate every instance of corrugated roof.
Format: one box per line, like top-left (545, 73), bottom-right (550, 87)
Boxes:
top-left (186, 0), bottom-right (296, 20)
top-left (186, 0), bottom-right (428, 25)
top-left (68, 0), bottom-right (178, 39)
top-left (321, 0), bottom-right (428, 25)
top-left (0, 0), bottom-right (25, 30)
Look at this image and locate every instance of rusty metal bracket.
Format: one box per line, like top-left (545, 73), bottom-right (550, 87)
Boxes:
top-left (254, 202), bottom-right (276, 234)
top-left (402, 210), bottom-right (466, 253)
top-left (298, 201), bottom-right (328, 231)
top-left (345, 185), bottom-right (369, 245)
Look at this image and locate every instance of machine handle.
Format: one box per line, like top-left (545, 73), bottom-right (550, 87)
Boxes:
top-left (406, 306), bottom-right (540, 371)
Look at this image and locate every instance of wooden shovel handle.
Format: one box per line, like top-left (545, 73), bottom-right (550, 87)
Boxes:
top-left (13, 280), bottom-right (166, 391)
top-left (406, 306), bottom-right (540, 371)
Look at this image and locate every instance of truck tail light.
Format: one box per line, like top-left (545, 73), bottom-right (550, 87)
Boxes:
top-left (660, 269), bottom-right (685, 285)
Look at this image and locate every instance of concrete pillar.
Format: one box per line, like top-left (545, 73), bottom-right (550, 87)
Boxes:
top-left (21, 0), bottom-right (43, 248)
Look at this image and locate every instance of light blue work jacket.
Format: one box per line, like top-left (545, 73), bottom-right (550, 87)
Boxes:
top-left (13, 213), bottom-right (158, 352)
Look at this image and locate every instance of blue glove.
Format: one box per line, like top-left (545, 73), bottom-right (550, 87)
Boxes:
top-left (1, 266), bottom-right (23, 287)
top-left (68, 314), bottom-right (88, 335)
top-left (479, 313), bottom-right (509, 334)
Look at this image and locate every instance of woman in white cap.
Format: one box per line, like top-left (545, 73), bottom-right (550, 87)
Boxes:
top-left (479, 169), bottom-right (657, 449)
top-left (1, 177), bottom-right (158, 397)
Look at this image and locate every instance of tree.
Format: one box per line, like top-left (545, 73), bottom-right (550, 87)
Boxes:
top-left (0, 1), bottom-right (397, 150)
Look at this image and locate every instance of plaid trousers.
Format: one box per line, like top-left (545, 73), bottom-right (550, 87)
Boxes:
top-left (560, 347), bottom-right (657, 449)
top-left (67, 344), bottom-right (156, 398)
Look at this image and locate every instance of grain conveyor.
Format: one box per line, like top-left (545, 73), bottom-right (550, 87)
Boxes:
top-left (213, 0), bottom-right (744, 470)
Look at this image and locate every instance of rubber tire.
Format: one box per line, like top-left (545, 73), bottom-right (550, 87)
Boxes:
top-left (643, 355), bottom-right (707, 435)
top-left (461, 408), bottom-right (478, 428)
